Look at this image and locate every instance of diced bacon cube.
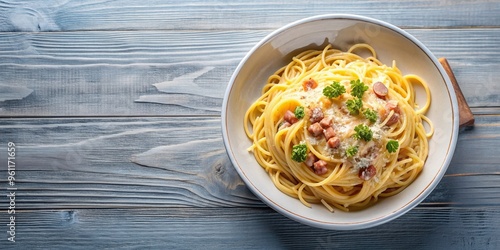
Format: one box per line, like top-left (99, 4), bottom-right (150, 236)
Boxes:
top-left (308, 123), bottom-right (323, 137)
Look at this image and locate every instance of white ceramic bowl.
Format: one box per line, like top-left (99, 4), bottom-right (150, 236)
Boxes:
top-left (222, 14), bottom-right (459, 230)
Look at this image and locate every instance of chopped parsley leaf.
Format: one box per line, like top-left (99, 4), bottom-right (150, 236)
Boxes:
top-left (363, 108), bottom-right (378, 123)
top-left (291, 144), bottom-right (307, 162)
top-left (350, 79), bottom-right (369, 98)
top-left (323, 81), bottom-right (346, 98)
top-left (346, 98), bottom-right (363, 115)
top-left (386, 140), bottom-right (399, 153)
top-left (345, 145), bottom-right (359, 157)
top-left (294, 106), bottom-right (305, 119)
top-left (353, 124), bottom-right (373, 141)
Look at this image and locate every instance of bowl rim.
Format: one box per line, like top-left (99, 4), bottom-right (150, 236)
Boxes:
top-left (221, 13), bottom-right (459, 230)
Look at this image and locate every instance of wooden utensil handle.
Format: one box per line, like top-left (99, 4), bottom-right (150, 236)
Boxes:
top-left (439, 58), bottom-right (475, 128)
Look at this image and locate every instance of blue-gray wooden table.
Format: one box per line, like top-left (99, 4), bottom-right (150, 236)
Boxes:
top-left (0, 1), bottom-right (499, 249)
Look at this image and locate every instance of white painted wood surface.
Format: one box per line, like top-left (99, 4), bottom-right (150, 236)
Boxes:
top-left (0, 0), bottom-right (499, 249)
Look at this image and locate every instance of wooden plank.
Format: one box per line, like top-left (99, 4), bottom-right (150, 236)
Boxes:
top-left (0, 115), bottom-right (499, 209)
top-left (0, 117), bottom-right (260, 209)
top-left (2, 208), bottom-right (499, 249)
top-left (0, 0), bottom-right (498, 32)
top-left (0, 30), bottom-right (260, 116)
top-left (0, 29), bottom-right (498, 116)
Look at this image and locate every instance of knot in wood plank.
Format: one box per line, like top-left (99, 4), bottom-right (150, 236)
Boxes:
top-left (3, 5), bottom-right (59, 32)
top-left (60, 210), bottom-right (78, 225)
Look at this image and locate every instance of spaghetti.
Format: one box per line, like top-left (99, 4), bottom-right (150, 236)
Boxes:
top-left (244, 44), bottom-right (432, 211)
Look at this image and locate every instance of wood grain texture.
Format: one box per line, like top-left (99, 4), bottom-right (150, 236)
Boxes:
top-left (0, 118), bottom-right (259, 209)
top-left (0, 84), bottom-right (33, 101)
top-left (0, 208), bottom-right (498, 249)
top-left (0, 0), bottom-right (498, 32)
top-left (0, 0), bottom-right (499, 248)
top-left (0, 29), bottom-right (498, 116)
top-left (0, 116), bottom-right (499, 210)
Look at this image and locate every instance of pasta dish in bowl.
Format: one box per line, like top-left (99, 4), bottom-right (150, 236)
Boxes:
top-left (222, 14), bottom-right (458, 229)
top-left (245, 43), bottom-right (432, 211)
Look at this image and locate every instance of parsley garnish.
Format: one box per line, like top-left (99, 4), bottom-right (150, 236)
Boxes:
top-left (346, 98), bottom-right (363, 115)
top-left (386, 140), bottom-right (399, 153)
top-left (345, 145), bottom-right (359, 157)
top-left (291, 144), bottom-right (307, 162)
top-left (323, 81), bottom-right (346, 98)
top-left (350, 79), bottom-right (368, 98)
top-left (363, 108), bottom-right (378, 123)
top-left (353, 124), bottom-right (373, 141)
top-left (294, 106), bottom-right (305, 119)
